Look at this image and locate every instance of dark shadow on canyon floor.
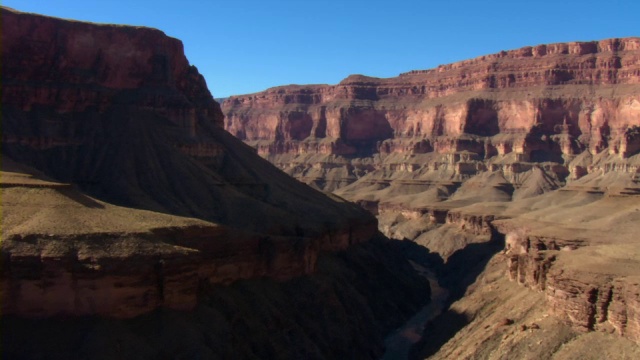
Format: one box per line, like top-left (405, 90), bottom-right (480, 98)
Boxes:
top-left (1, 237), bottom-right (431, 360)
top-left (391, 230), bottom-right (506, 359)
top-left (440, 230), bottom-right (505, 302)
top-left (392, 230), bottom-right (505, 305)
top-left (409, 309), bottom-right (471, 359)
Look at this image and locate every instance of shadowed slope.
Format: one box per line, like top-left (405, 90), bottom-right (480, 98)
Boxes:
top-left (0, 6), bottom-right (383, 319)
top-left (1, 6), bottom-right (373, 238)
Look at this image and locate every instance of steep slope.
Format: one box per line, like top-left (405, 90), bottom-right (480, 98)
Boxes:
top-left (1, 6), bottom-right (372, 239)
top-left (0, 8), bottom-right (432, 359)
top-left (222, 36), bottom-right (640, 273)
top-left (1, 158), bottom-right (429, 358)
top-left (413, 254), bottom-right (640, 360)
top-left (0, 6), bottom-right (377, 317)
top-left (2, 157), bottom-right (220, 317)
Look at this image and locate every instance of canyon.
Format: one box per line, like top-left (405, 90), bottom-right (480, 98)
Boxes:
top-left (2, 3), bottom-right (640, 358)
top-left (0, 7), bottom-right (430, 358)
top-left (223, 37), bottom-right (640, 357)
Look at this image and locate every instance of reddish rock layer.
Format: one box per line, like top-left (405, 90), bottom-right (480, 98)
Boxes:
top-left (1, 6), bottom-right (373, 235)
top-left (223, 38), bottom-right (640, 177)
top-left (223, 44), bottom-right (640, 347)
top-left (402, 197), bottom-right (640, 344)
top-left (0, 7), bottom-right (377, 318)
top-left (2, 6), bottom-right (220, 129)
top-left (1, 220), bottom-right (373, 318)
top-left (501, 225), bottom-right (640, 342)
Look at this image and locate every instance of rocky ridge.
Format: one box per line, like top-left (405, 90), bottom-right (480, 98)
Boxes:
top-left (223, 38), bottom-right (640, 269)
top-left (1, 8), bottom-right (435, 358)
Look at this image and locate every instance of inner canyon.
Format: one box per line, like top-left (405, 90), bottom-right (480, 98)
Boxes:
top-left (223, 36), bottom-right (640, 357)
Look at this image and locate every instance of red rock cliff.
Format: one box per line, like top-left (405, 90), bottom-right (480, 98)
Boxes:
top-left (224, 38), bottom-right (640, 181)
top-left (223, 38), bottom-right (640, 345)
top-left (1, 6), bottom-right (374, 235)
top-left (2, 6), bottom-right (220, 129)
top-left (1, 7), bottom-right (377, 318)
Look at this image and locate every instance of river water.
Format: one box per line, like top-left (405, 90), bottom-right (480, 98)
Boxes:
top-left (381, 262), bottom-right (449, 360)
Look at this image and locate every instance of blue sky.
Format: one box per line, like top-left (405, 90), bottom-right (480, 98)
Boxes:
top-left (5, 0), bottom-right (639, 98)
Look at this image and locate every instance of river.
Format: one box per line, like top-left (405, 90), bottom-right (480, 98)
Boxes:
top-left (381, 261), bottom-right (449, 359)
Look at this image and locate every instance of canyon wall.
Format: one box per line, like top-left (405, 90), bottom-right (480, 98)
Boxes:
top-left (400, 185), bottom-right (640, 346)
top-left (1, 237), bottom-right (430, 359)
top-left (225, 38), bottom-right (640, 149)
top-left (1, 6), bottom-right (377, 238)
top-left (223, 37), bottom-right (640, 346)
top-left (497, 206), bottom-right (640, 343)
top-left (223, 37), bottom-right (640, 196)
top-left (0, 6), bottom-right (391, 321)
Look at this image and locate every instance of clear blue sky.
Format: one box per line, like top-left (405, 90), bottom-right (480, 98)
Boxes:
top-left (4, 0), bottom-right (639, 98)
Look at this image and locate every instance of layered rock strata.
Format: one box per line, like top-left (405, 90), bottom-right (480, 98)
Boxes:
top-left (225, 38), bottom-right (640, 162)
top-left (0, 169), bottom-right (371, 318)
top-left (0, 7), bottom-right (381, 319)
top-left (404, 181), bottom-right (640, 344)
top-left (496, 211), bottom-right (640, 341)
top-left (1, 6), bottom-right (373, 236)
top-left (223, 37), bottom-right (640, 206)
top-left (2, 238), bottom-right (430, 359)
top-left (224, 38), bottom-right (640, 344)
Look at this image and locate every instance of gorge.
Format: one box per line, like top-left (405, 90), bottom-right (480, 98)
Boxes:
top-left (223, 37), bottom-right (640, 357)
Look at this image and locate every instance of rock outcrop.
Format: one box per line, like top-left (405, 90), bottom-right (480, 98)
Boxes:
top-left (412, 251), bottom-right (640, 360)
top-left (400, 180), bottom-right (640, 346)
top-left (0, 159), bottom-right (372, 318)
top-left (1, 236), bottom-right (430, 359)
top-left (0, 7), bottom-right (387, 320)
top-left (496, 192), bottom-right (640, 342)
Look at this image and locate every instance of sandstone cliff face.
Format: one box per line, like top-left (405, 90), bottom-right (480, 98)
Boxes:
top-left (0, 7), bottom-right (382, 319)
top-left (497, 212), bottom-right (640, 343)
top-left (1, 162), bottom-right (425, 358)
top-left (226, 38), bottom-right (640, 143)
top-left (3, 7), bottom-right (220, 129)
top-left (223, 38), bottom-right (640, 196)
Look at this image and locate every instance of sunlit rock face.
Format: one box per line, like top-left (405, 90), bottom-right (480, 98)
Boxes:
top-left (223, 37), bottom-right (640, 193)
top-left (224, 38), bottom-right (640, 347)
top-left (222, 37), bottom-right (640, 241)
